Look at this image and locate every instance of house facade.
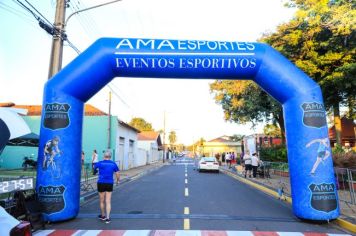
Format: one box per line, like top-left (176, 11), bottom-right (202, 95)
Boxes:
top-left (0, 103), bottom-right (140, 170)
top-left (201, 135), bottom-right (242, 157)
top-left (243, 134), bottom-right (283, 155)
top-left (115, 119), bottom-right (141, 170)
top-left (328, 117), bottom-right (355, 149)
top-left (137, 131), bottom-right (163, 163)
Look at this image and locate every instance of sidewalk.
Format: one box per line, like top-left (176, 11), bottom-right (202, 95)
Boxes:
top-left (220, 164), bottom-right (356, 233)
top-left (79, 161), bottom-right (167, 203)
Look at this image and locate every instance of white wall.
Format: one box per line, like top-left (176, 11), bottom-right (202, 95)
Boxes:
top-left (138, 141), bottom-right (162, 163)
top-left (115, 123), bottom-right (138, 170)
top-left (136, 148), bottom-right (148, 167)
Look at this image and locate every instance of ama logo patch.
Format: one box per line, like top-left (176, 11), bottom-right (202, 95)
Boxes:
top-left (44, 103), bottom-right (70, 130)
top-left (309, 183), bottom-right (337, 213)
top-left (301, 102), bottom-right (327, 128)
top-left (38, 185), bottom-right (65, 214)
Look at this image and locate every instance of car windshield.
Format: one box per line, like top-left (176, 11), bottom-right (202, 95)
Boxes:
top-left (203, 157), bottom-right (215, 162)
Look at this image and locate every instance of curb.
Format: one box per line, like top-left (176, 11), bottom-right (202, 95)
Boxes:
top-left (220, 168), bottom-right (356, 234)
top-left (80, 164), bottom-right (164, 204)
top-left (334, 218), bottom-right (356, 233)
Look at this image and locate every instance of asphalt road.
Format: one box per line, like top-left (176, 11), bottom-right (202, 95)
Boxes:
top-left (47, 158), bottom-right (347, 233)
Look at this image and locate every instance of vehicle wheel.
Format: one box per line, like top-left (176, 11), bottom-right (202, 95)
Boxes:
top-left (216, 170), bottom-right (219, 173)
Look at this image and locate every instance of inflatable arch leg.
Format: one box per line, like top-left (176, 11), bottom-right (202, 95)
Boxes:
top-left (37, 38), bottom-right (339, 222)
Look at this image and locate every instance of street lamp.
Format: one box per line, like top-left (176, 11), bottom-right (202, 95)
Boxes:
top-left (65, 0), bottom-right (122, 27)
top-left (48, 0), bottom-right (122, 79)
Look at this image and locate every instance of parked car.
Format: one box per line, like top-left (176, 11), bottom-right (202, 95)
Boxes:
top-left (197, 156), bottom-right (219, 173)
top-left (0, 206), bottom-right (32, 236)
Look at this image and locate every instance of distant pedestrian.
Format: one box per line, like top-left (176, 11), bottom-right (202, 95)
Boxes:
top-left (81, 151), bottom-right (85, 172)
top-left (226, 152), bottom-right (232, 168)
top-left (92, 149), bottom-right (99, 175)
top-left (231, 152), bottom-right (235, 165)
top-left (240, 151), bottom-right (244, 166)
top-left (277, 181), bottom-right (287, 201)
top-left (82, 151), bottom-right (85, 163)
top-left (243, 150), bottom-right (252, 178)
top-left (94, 150), bottom-right (120, 224)
top-left (215, 153), bottom-right (221, 166)
top-left (251, 153), bottom-right (260, 178)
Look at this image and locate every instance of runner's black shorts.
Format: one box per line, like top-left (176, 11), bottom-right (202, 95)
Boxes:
top-left (97, 183), bottom-right (113, 192)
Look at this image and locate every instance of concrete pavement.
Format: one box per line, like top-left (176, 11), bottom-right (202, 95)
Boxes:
top-left (79, 161), bottom-right (167, 203)
top-left (43, 159), bottom-right (348, 233)
top-left (219, 164), bottom-right (356, 234)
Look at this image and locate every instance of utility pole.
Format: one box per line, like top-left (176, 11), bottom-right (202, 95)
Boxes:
top-left (108, 91), bottom-right (112, 149)
top-left (48, 0), bottom-right (67, 79)
top-left (48, 0), bottom-right (122, 80)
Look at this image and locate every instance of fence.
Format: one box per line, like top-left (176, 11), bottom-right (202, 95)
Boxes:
top-left (0, 168), bottom-right (37, 182)
top-left (334, 167), bottom-right (356, 205)
top-left (80, 163), bottom-right (97, 193)
top-left (261, 161), bottom-right (356, 205)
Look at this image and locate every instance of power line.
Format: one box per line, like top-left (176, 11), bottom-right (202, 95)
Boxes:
top-left (65, 38), bottom-right (81, 54)
top-left (68, 0), bottom-right (100, 40)
top-left (12, 0), bottom-right (43, 22)
top-left (23, 0), bottom-right (53, 26)
top-left (61, 42), bottom-right (131, 109)
top-left (76, 0), bottom-right (102, 35)
top-left (107, 84), bottom-right (131, 108)
top-left (0, 2), bottom-right (37, 25)
top-left (68, 4), bottom-right (94, 39)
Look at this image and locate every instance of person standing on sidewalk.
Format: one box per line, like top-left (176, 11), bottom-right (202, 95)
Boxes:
top-left (251, 153), bottom-right (260, 178)
top-left (92, 149), bottom-right (99, 175)
top-left (243, 150), bottom-right (252, 178)
top-left (226, 152), bottom-right (231, 168)
top-left (94, 150), bottom-right (120, 224)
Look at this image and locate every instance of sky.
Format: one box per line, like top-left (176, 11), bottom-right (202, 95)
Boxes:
top-left (0, 0), bottom-right (296, 145)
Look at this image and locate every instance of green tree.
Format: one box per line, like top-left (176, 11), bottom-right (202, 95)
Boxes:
top-left (230, 134), bottom-right (245, 142)
top-left (129, 117), bottom-right (154, 131)
top-left (261, 0), bottom-right (356, 144)
top-left (210, 80), bottom-right (285, 142)
top-left (198, 137), bottom-right (205, 146)
top-left (211, 0), bottom-right (355, 146)
top-left (263, 124), bottom-right (282, 137)
top-left (168, 131), bottom-right (177, 145)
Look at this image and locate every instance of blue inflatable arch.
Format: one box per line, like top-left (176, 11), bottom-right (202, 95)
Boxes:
top-left (37, 38), bottom-right (339, 222)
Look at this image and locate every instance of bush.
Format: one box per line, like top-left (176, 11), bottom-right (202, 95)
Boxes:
top-left (332, 148), bottom-right (356, 168)
top-left (259, 145), bottom-right (288, 162)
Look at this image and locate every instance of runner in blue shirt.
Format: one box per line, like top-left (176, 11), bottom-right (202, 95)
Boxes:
top-left (94, 150), bottom-right (120, 224)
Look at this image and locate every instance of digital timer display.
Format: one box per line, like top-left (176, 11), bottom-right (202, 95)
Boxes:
top-left (0, 178), bottom-right (34, 193)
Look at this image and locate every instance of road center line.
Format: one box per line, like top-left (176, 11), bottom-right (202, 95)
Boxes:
top-left (185, 188), bottom-right (189, 197)
top-left (185, 173), bottom-right (187, 177)
top-left (183, 218), bottom-right (190, 230)
top-left (184, 207), bottom-right (190, 215)
top-left (185, 179), bottom-right (188, 184)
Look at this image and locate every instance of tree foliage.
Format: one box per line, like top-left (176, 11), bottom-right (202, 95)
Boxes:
top-left (259, 145), bottom-right (288, 162)
top-left (263, 124), bottom-right (282, 137)
top-left (129, 117), bottom-right (154, 131)
top-left (169, 131), bottom-right (177, 144)
top-left (210, 80), bottom-right (285, 141)
top-left (210, 0), bottom-right (355, 145)
top-left (262, 0), bottom-right (355, 114)
top-left (230, 134), bottom-right (245, 142)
